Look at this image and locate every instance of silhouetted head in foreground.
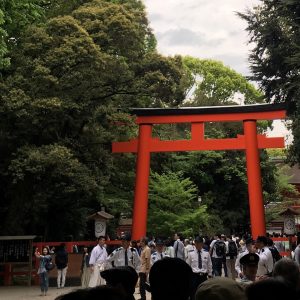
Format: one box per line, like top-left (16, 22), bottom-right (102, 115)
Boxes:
top-left (246, 278), bottom-right (296, 300)
top-left (101, 266), bottom-right (138, 300)
top-left (149, 257), bottom-right (193, 300)
top-left (273, 258), bottom-right (300, 291)
top-left (55, 285), bottom-right (126, 300)
top-left (196, 277), bottom-right (246, 300)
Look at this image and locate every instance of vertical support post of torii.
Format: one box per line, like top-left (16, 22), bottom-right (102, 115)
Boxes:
top-left (244, 120), bottom-right (266, 239)
top-left (131, 124), bottom-right (152, 240)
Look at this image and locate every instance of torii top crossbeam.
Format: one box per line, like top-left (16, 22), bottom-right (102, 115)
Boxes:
top-left (113, 103), bottom-right (286, 153)
top-left (112, 103), bottom-right (286, 240)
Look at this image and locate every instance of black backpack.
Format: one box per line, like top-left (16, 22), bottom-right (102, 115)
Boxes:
top-left (45, 257), bottom-right (55, 271)
top-left (269, 246), bottom-right (281, 263)
top-left (55, 251), bottom-right (68, 268)
top-left (215, 240), bottom-right (226, 257)
top-left (228, 240), bottom-right (238, 258)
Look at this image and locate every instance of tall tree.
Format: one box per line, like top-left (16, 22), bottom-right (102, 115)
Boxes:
top-left (0, 0), bottom-right (46, 69)
top-left (238, 0), bottom-right (300, 164)
top-left (183, 56), bottom-right (263, 105)
top-left (0, 0), bottom-right (187, 239)
top-left (148, 171), bottom-right (222, 237)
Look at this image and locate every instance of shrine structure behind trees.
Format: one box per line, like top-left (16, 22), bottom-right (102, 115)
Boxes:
top-left (112, 103), bottom-right (286, 240)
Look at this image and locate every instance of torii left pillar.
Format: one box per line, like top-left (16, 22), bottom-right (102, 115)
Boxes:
top-left (132, 124), bottom-right (152, 240)
top-left (244, 120), bottom-right (266, 238)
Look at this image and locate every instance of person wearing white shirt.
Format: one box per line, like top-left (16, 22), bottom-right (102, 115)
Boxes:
top-left (186, 236), bottom-right (212, 300)
top-left (151, 239), bottom-right (168, 265)
top-left (255, 236), bottom-right (274, 278)
top-left (88, 236), bottom-right (108, 287)
top-left (107, 233), bottom-right (141, 272)
top-left (184, 238), bottom-right (194, 259)
top-left (235, 238), bottom-right (254, 278)
top-left (294, 243), bottom-right (300, 265)
top-left (165, 238), bottom-right (175, 258)
top-left (209, 234), bottom-right (226, 276)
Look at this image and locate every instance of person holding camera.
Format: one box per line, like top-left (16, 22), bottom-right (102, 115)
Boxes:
top-left (35, 247), bottom-right (52, 296)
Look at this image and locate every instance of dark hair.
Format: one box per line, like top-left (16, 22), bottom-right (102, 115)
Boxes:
top-left (256, 236), bottom-right (268, 245)
top-left (246, 278), bottom-right (296, 300)
top-left (97, 236), bottom-right (105, 241)
top-left (55, 286), bottom-right (126, 300)
top-left (101, 266), bottom-right (138, 296)
top-left (42, 247), bottom-right (50, 255)
top-left (175, 233), bottom-right (183, 239)
top-left (140, 237), bottom-right (148, 244)
top-left (273, 258), bottom-right (300, 290)
top-left (149, 258), bottom-right (192, 300)
top-left (267, 238), bottom-right (274, 246)
top-left (131, 240), bottom-right (138, 247)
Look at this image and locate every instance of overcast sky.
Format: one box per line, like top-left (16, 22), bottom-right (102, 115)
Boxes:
top-left (143, 0), bottom-right (259, 76)
top-left (143, 0), bottom-right (292, 143)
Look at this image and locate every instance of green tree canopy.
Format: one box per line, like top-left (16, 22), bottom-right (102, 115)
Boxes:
top-left (0, 0), bottom-right (187, 239)
top-left (183, 56), bottom-right (263, 106)
top-left (5, 144), bottom-right (99, 240)
top-left (0, 0), bottom-right (46, 69)
top-left (148, 171), bottom-right (222, 237)
top-left (238, 0), bottom-right (300, 164)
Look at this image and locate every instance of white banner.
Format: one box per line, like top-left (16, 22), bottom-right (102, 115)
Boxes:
top-left (95, 220), bottom-right (106, 237)
top-left (284, 216), bottom-right (295, 235)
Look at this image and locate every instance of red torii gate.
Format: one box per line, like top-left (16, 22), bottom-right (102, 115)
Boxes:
top-left (112, 103), bottom-right (286, 240)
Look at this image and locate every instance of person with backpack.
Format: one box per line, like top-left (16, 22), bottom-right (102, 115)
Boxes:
top-left (55, 243), bottom-right (68, 288)
top-left (255, 236), bottom-right (274, 278)
top-left (267, 238), bottom-right (282, 264)
top-left (209, 234), bottom-right (226, 276)
top-left (225, 236), bottom-right (238, 279)
top-left (173, 233), bottom-right (185, 260)
top-left (35, 247), bottom-right (52, 296)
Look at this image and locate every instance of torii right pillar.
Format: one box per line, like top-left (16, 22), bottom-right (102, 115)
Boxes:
top-left (244, 120), bottom-right (266, 239)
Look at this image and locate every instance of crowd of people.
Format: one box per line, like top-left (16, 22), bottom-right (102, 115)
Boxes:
top-left (34, 232), bottom-right (300, 299)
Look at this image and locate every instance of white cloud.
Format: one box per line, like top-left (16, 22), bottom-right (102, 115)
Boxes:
top-left (143, 0), bottom-right (259, 76)
top-left (143, 0), bottom-right (289, 141)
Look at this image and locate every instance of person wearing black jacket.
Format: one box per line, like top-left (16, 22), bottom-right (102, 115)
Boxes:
top-left (55, 243), bottom-right (68, 288)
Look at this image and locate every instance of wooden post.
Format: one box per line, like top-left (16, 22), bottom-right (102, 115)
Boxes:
top-left (131, 124), bottom-right (152, 240)
top-left (244, 120), bottom-right (266, 239)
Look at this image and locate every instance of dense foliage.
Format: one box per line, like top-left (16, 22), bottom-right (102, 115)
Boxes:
top-left (0, 0), bottom-right (286, 240)
top-left (238, 0), bottom-right (300, 164)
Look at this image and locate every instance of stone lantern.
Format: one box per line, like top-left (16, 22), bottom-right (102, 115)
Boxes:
top-left (87, 207), bottom-right (114, 238)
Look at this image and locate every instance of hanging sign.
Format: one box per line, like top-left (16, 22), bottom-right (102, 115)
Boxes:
top-left (284, 216), bottom-right (295, 235)
top-left (95, 220), bottom-right (106, 237)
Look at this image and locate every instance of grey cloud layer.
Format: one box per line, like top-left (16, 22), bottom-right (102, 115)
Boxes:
top-left (144, 0), bottom-right (260, 76)
top-left (157, 28), bottom-right (224, 47)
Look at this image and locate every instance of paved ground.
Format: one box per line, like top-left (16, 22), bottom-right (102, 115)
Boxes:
top-left (0, 286), bottom-right (150, 299)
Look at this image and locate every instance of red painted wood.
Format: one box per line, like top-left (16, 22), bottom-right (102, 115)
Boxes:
top-left (191, 123), bottom-right (205, 141)
top-left (112, 135), bottom-right (284, 153)
top-left (112, 108), bottom-right (286, 239)
top-left (131, 125), bottom-right (152, 241)
top-left (4, 264), bottom-right (11, 285)
top-left (244, 120), bottom-right (266, 239)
